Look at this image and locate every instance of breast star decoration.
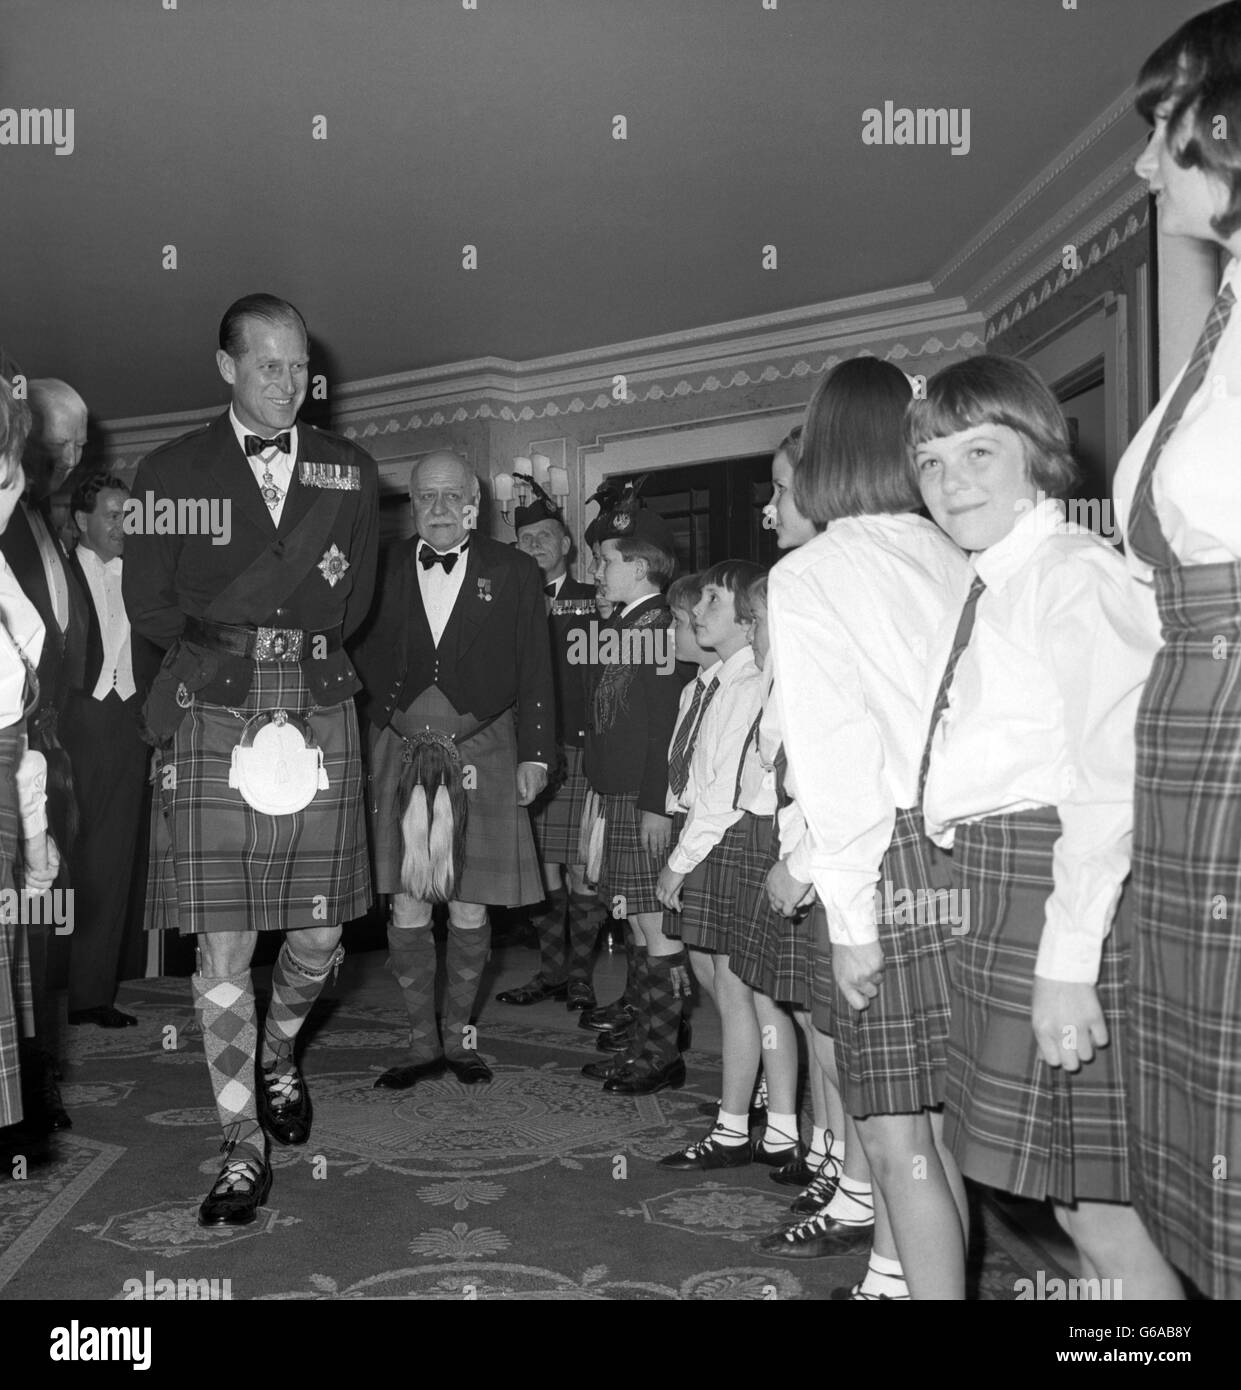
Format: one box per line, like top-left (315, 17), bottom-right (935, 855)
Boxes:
top-left (318, 543), bottom-right (350, 588)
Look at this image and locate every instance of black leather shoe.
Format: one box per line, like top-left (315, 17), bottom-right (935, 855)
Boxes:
top-left (197, 1152), bottom-right (272, 1228)
top-left (658, 1128), bottom-right (752, 1170)
top-left (446, 1056), bottom-right (493, 1085)
top-left (581, 1056), bottom-right (631, 1081)
top-left (596, 1026), bottom-right (636, 1053)
top-left (754, 1141), bottom-right (805, 1174)
top-left (565, 981), bottom-right (597, 1012)
top-left (373, 1057), bottom-right (446, 1090)
top-left (21, 1049), bottom-right (70, 1133)
top-left (753, 1212), bottom-right (874, 1258)
top-left (604, 1056), bottom-right (686, 1095)
top-left (769, 1152), bottom-right (813, 1187)
top-left (495, 977), bottom-right (569, 1006)
top-left (68, 1005), bottom-right (138, 1028)
top-left (257, 1063), bottom-right (312, 1146)
top-left (578, 1000), bottom-right (638, 1033)
top-left (789, 1154), bottom-right (843, 1213)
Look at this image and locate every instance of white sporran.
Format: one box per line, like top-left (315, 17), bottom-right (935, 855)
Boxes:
top-left (228, 709), bottom-right (329, 816)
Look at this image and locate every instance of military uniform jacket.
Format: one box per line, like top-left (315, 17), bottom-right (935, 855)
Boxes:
top-left (548, 574), bottom-right (596, 747)
top-left (122, 412), bottom-right (379, 711)
top-left (355, 531), bottom-right (555, 766)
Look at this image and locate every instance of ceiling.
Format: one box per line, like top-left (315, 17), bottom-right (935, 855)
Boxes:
top-left (0, 0), bottom-right (1202, 421)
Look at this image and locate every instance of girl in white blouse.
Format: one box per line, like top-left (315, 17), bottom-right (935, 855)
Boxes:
top-left (766, 357), bottom-right (970, 1299)
top-left (913, 353), bottom-right (1180, 1298)
top-left (1111, 2), bottom-right (1241, 1301)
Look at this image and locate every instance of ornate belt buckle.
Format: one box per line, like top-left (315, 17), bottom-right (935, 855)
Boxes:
top-left (255, 627), bottom-right (304, 662)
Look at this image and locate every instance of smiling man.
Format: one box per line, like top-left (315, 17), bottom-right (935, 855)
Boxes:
top-left (123, 293), bottom-right (379, 1228)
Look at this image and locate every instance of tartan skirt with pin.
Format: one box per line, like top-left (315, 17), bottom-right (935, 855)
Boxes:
top-left (825, 806), bottom-right (954, 1117)
top-left (724, 813), bottom-right (812, 1008)
top-left (370, 687), bottom-right (544, 908)
top-left (662, 813), bottom-right (749, 953)
top-left (145, 661), bottom-right (371, 935)
top-left (530, 742), bottom-right (590, 866)
top-left (946, 807), bottom-right (1130, 1203)
top-left (1128, 561), bottom-right (1241, 1299)
top-left (0, 726), bottom-right (28, 1126)
top-left (597, 791), bottom-right (663, 917)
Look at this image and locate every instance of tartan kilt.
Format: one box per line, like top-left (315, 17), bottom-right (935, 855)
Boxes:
top-left (597, 791), bottom-right (662, 917)
top-left (1128, 561), bottom-right (1241, 1299)
top-left (0, 726), bottom-right (25, 1126)
top-left (530, 743), bottom-right (590, 866)
top-left (663, 815), bottom-right (748, 953)
top-left (370, 691), bottom-right (544, 908)
top-left (145, 662), bottom-right (371, 935)
top-left (725, 813), bottom-right (810, 1008)
top-left (946, 808), bottom-right (1130, 1204)
top-left (826, 806), bottom-right (954, 1117)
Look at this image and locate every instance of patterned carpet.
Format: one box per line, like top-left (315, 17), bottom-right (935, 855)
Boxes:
top-left (0, 942), bottom-right (1068, 1301)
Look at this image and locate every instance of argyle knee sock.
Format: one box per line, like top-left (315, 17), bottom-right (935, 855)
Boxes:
top-left (443, 917), bottom-right (490, 1061)
top-left (261, 939), bottom-right (342, 1081)
top-left (614, 952), bottom-right (652, 1065)
top-left (638, 950), bottom-right (686, 1069)
top-left (386, 925), bottom-right (441, 1064)
top-left (622, 929), bottom-right (642, 1009)
top-left (193, 970), bottom-right (263, 1163)
top-left (566, 890), bottom-right (602, 985)
top-left (532, 885), bottom-right (569, 984)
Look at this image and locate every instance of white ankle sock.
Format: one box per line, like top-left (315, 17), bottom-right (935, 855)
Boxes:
top-left (824, 1175), bottom-right (874, 1224)
top-left (828, 1131), bottom-right (845, 1163)
top-left (808, 1125), bottom-right (828, 1162)
top-left (762, 1111), bottom-right (799, 1151)
top-left (858, 1251), bottom-right (908, 1299)
top-left (713, 1109), bottom-right (749, 1146)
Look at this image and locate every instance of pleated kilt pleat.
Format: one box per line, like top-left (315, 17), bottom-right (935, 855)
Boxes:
top-left (945, 807), bottom-right (1130, 1203)
top-left (146, 661), bottom-right (371, 934)
top-left (597, 791), bottom-right (662, 917)
top-left (0, 726), bottom-right (24, 1126)
top-left (727, 812), bottom-right (812, 1009)
top-left (530, 743), bottom-right (590, 866)
top-left (826, 806), bottom-right (954, 1117)
top-left (1128, 561), bottom-right (1241, 1300)
top-left (663, 814), bottom-right (748, 953)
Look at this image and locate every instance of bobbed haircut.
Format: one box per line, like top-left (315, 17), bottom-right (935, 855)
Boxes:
top-left (699, 559), bottom-right (767, 625)
top-left (71, 471), bottom-right (130, 519)
top-left (747, 571), bottom-right (769, 612)
top-left (666, 571), bottom-right (703, 615)
top-left (1135, 1), bottom-right (1241, 238)
top-left (794, 358), bottom-right (920, 524)
top-left (218, 294), bottom-right (308, 359)
top-left (775, 423), bottom-right (802, 463)
top-left (614, 536), bottom-right (677, 590)
top-left (906, 355), bottom-right (1079, 496)
top-left (0, 375), bottom-right (31, 487)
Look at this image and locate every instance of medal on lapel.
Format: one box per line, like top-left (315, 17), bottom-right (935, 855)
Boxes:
top-left (300, 460), bottom-right (361, 490)
top-left (477, 577), bottom-right (492, 603)
top-left (318, 543), bottom-right (350, 587)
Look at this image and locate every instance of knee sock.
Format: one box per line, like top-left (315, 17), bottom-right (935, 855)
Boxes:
top-left (639, 950), bottom-right (685, 1069)
top-left (386, 925), bottom-right (441, 1064)
top-left (532, 885), bottom-right (569, 983)
top-left (261, 939), bottom-right (342, 1084)
top-left (858, 1251), bottom-right (909, 1299)
top-left (193, 970), bottom-right (263, 1163)
top-left (824, 1174), bottom-right (875, 1225)
top-left (566, 889), bottom-right (602, 984)
top-left (443, 917), bottom-right (490, 1060)
top-left (622, 930), bottom-right (641, 1009)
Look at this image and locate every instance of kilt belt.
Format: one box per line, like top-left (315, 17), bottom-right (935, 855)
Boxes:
top-left (184, 617), bottom-right (343, 662)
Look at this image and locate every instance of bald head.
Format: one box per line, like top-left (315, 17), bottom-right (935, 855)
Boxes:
top-left (26, 378), bottom-right (89, 498)
top-left (409, 451), bottom-right (480, 550)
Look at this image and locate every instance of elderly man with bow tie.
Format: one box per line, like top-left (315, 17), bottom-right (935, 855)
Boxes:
top-left (357, 451), bottom-right (554, 1091)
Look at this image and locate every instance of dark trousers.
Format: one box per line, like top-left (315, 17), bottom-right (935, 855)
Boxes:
top-left (62, 690), bottom-right (147, 1012)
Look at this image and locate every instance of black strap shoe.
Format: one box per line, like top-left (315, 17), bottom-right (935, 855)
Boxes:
top-left (257, 1062), bottom-right (312, 1146)
top-left (68, 1005), bottom-right (138, 1028)
top-left (603, 1055), bottom-right (686, 1095)
top-left (197, 1150), bottom-right (272, 1228)
top-left (565, 981), bottom-right (597, 1012)
top-left (373, 1057), bottom-right (446, 1090)
top-left (753, 1211), bottom-right (875, 1258)
top-left (658, 1126), bottom-right (752, 1170)
top-left (789, 1151), bottom-right (844, 1213)
top-left (578, 999), bottom-right (639, 1033)
top-left (445, 1055), bottom-right (493, 1085)
top-left (495, 977), bottom-right (569, 1006)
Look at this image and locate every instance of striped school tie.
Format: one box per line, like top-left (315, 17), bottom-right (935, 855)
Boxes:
top-left (917, 574), bottom-right (986, 805)
top-left (668, 675), bottom-right (719, 800)
top-left (1127, 282), bottom-right (1236, 567)
top-left (732, 709), bottom-right (764, 811)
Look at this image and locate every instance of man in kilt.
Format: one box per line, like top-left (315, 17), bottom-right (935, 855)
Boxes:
top-left (359, 452), bottom-right (553, 1090)
top-left (496, 495), bottom-right (602, 1012)
top-left (123, 294), bottom-right (379, 1226)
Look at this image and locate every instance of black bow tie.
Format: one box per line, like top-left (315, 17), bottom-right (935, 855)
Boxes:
top-left (420, 542), bottom-right (467, 573)
top-left (244, 432), bottom-right (292, 458)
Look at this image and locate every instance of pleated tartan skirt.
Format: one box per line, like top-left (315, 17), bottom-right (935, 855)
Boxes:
top-left (727, 812), bottom-right (812, 1009)
top-left (146, 662), bottom-right (371, 934)
top-left (945, 808), bottom-right (1130, 1204)
top-left (1128, 561), bottom-right (1241, 1300)
top-left (826, 806), bottom-right (954, 1118)
top-left (0, 726), bottom-right (26, 1127)
top-left (663, 814), bottom-right (748, 953)
top-left (597, 791), bottom-right (662, 917)
top-left (530, 743), bottom-right (590, 866)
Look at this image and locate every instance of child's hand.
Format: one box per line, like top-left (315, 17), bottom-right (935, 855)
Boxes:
top-left (639, 812), bottom-right (672, 860)
top-left (1031, 977), bottom-right (1107, 1073)
top-left (655, 864), bottom-right (685, 911)
top-left (833, 940), bottom-right (884, 1012)
top-left (765, 858), bottom-right (813, 918)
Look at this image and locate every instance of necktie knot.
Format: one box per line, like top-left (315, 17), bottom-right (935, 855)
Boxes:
top-left (244, 432), bottom-right (292, 458)
top-left (420, 544), bottom-right (462, 573)
top-left (668, 674), bottom-right (720, 800)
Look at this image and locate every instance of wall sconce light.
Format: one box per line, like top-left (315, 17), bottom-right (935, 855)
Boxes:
top-left (494, 451), bottom-right (569, 526)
